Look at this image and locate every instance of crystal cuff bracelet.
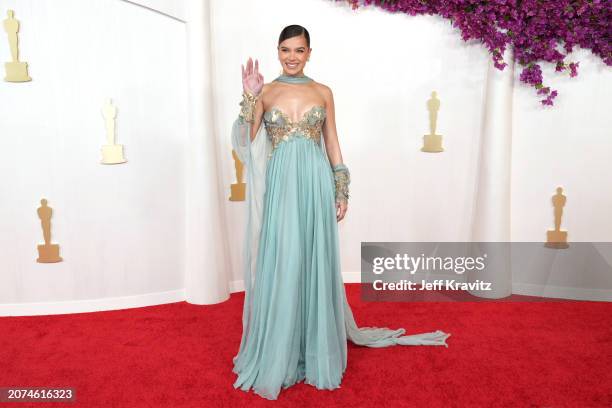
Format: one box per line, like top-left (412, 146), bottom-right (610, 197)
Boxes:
top-left (332, 163), bottom-right (350, 204)
top-left (239, 91), bottom-right (258, 123)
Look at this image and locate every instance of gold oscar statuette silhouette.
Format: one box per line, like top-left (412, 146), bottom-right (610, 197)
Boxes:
top-left (3, 9), bottom-right (31, 82)
top-left (101, 98), bottom-right (127, 164)
top-left (421, 91), bottom-right (444, 153)
top-left (229, 149), bottom-right (246, 201)
top-left (36, 198), bottom-right (62, 263)
top-left (545, 186), bottom-right (569, 249)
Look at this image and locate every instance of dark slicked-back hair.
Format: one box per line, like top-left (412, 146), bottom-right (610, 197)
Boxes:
top-left (278, 25), bottom-right (310, 48)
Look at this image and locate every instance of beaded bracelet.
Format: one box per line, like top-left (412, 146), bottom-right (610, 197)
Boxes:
top-left (332, 163), bottom-right (350, 204)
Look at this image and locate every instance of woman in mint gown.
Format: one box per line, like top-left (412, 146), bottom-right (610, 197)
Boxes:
top-left (231, 25), bottom-right (450, 400)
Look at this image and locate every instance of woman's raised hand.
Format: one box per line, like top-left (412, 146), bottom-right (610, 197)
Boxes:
top-left (242, 57), bottom-right (264, 96)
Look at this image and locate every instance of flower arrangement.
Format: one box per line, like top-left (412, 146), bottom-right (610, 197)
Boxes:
top-left (339, 0), bottom-right (611, 106)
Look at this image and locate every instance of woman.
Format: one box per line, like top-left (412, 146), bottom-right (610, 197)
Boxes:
top-left (231, 25), bottom-right (450, 400)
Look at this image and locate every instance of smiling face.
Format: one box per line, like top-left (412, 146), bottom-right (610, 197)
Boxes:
top-left (277, 35), bottom-right (311, 77)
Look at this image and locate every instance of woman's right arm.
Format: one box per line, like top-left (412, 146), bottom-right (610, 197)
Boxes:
top-left (239, 57), bottom-right (265, 142)
top-left (232, 58), bottom-right (264, 161)
top-left (249, 88), bottom-right (265, 142)
top-left (236, 85), bottom-right (264, 143)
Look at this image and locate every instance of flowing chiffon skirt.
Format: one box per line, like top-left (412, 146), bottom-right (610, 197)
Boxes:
top-left (232, 134), bottom-right (450, 400)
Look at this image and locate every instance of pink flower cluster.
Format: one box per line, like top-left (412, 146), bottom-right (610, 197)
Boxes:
top-left (341, 0), bottom-right (611, 106)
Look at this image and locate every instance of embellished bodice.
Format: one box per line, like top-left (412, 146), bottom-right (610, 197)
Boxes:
top-left (263, 106), bottom-right (326, 150)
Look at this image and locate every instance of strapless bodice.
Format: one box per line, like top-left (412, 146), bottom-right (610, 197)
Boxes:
top-left (263, 106), bottom-right (326, 150)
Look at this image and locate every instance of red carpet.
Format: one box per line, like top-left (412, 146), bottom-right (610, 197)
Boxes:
top-left (1, 284), bottom-right (610, 407)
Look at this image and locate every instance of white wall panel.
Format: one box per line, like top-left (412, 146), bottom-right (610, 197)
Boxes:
top-left (0, 0), bottom-right (188, 309)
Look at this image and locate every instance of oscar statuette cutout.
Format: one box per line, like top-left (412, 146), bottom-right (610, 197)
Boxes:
top-left (421, 91), bottom-right (444, 153)
top-left (229, 149), bottom-right (246, 201)
top-left (3, 9), bottom-right (31, 82)
top-left (100, 98), bottom-right (127, 164)
top-left (36, 199), bottom-right (62, 263)
top-left (545, 186), bottom-right (569, 249)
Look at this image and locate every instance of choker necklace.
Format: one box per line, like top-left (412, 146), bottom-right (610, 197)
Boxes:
top-left (274, 74), bottom-right (313, 84)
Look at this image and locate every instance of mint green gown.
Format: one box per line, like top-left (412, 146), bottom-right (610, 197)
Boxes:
top-left (231, 75), bottom-right (450, 400)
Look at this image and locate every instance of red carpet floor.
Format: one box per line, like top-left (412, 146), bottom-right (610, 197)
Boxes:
top-left (1, 284), bottom-right (611, 407)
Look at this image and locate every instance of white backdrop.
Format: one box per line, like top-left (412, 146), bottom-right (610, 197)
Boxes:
top-left (1, 0), bottom-right (610, 315)
top-left (511, 48), bottom-right (611, 242)
top-left (0, 0), bottom-right (189, 313)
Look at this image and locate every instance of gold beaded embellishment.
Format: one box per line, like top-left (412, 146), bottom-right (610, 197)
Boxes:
top-left (332, 164), bottom-right (350, 204)
top-left (264, 106), bottom-right (326, 150)
top-left (239, 91), bottom-right (258, 123)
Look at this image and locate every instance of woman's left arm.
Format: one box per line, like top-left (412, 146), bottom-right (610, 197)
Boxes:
top-left (321, 85), bottom-right (343, 166)
top-left (321, 85), bottom-right (350, 221)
